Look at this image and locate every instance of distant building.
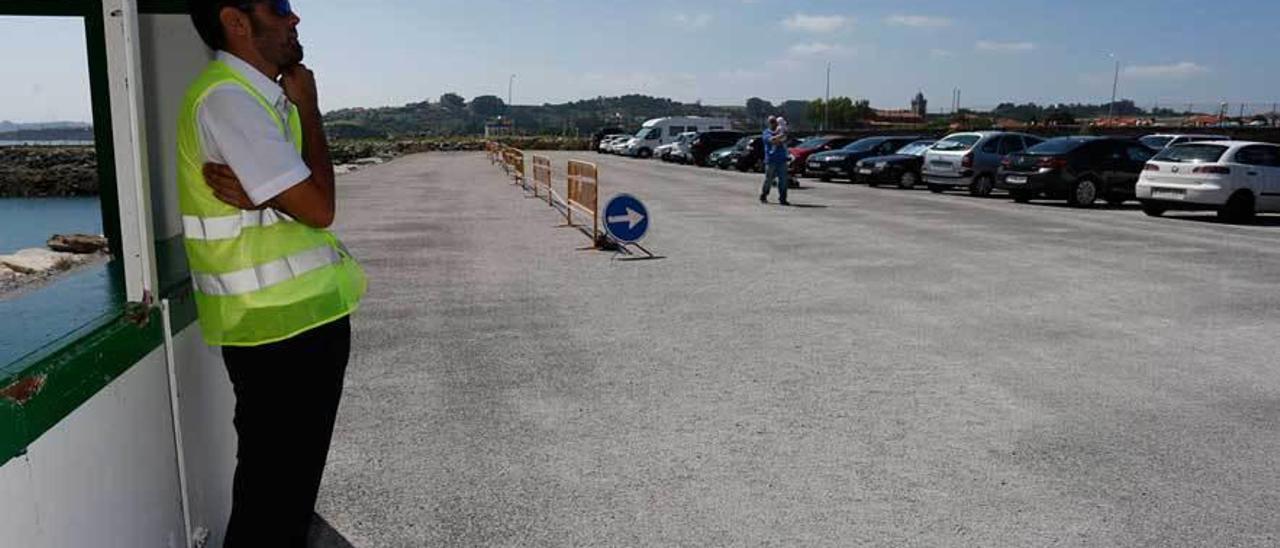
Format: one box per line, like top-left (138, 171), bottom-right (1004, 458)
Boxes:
top-left (484, 117), bottom-right (515, 137)
top-left (911, 92), bottom-right (927, 118)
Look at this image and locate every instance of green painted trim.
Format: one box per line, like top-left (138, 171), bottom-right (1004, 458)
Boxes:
top-left (0, 309), bottom-right (163, 464)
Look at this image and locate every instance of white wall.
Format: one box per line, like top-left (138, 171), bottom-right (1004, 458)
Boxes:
top-left (171, 325), bottom-right (237, 548)
top-left (139, 13), bottom-right (213, 240)
top-left (0, 349), bottom-right (186, 548)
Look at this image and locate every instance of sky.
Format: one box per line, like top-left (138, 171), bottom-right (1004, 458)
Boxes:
top-left (4, 0), bottom-right (1280, 123)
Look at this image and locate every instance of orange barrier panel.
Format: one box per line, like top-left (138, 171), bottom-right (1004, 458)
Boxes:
top-left (566, 160), bottom-right (599, 244)
top-left (531, 155), bottom-right (553, 203)
top-left (505, 148), bottom-right (525, 185)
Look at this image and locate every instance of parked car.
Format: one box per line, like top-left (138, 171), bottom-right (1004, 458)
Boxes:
top-left (922, 131), bottom-right (1044, 196)
top-left (669, 131), bottom-right (700, 164)
top-left (1138, 134), bottom-right (1230, 151)
top-left (806, 136), bottom-right (926, 182)
top-left (591, 127), bottom-right (625, 152)
top-left (658, 131), bottom-right (698, 162)
top-left (606, 135), bottom-right (634, 154)
top-left (789, 135), bottom-right (858, 176)
top-left (995, 137), bottom-right (1155, 206)
top-left (708, 145), bottom-right (739, 169)
top-left (855, 140), bottom-right (937, 189)
top-left (689, 131), bottom-right (747, 167)
top-left (596, 134), bottom-right (627, 154)
top-left (1135, 141), bottom-right (1280, 223)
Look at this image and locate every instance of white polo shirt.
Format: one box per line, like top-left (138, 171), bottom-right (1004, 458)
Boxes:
top-left (197, 51), bottom-right (312, 206)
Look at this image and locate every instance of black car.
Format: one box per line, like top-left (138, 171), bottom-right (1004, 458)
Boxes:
top-left (806, 136), bottom-right (927, 182)
top-left (789, 136), bottom-right (858, 175)
top-left (690, 130), bottom-right (746, 167)
top-left (996, 137), bottom-right (1155, 206)
top-left (854, 140), bottom-right (937, 189)
top-left (728, 136), bottom-right (801, 172)
top-left (591, 127), bottom-right (625, 152)
top-left (716, 137), bottom-right (754, 169)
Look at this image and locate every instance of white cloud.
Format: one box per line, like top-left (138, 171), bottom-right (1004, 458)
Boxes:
top-left (886, 15), bottom-right (953, 28)
top-left (1123, 62), bottom-right (1209, 79)
top-left (783, 14), bottom-right (850, 34)
top-left (672, 13), bottom-right (712, 30)
top-left (788, 42), bottom-right (852, 56)
top-left (975, 40), bottom-right (1036, 53)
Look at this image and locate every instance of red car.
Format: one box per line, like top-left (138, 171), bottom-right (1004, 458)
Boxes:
top-left (789, 136), bottom-right (857, 176)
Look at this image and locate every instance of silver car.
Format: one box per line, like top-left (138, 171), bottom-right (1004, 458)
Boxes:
top-left (922, 131), bottom-right (1044, 196)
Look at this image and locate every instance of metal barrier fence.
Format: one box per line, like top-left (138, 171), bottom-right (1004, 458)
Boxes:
top-left (531, 155), bottom-right (553, 204)
top-left (484, 148), bottom-right (604, 248)
top-left (565, 160), bottom-right (599, 244)
top-left (503, 147), bottom-right (525, 185)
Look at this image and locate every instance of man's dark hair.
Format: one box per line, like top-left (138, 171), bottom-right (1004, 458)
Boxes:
top-left (189, 0), bottom-right (254, 51)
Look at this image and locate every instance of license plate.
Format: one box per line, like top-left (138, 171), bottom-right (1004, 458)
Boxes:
top-left (1152, 188), bottom-right (1186, 200)
top-left (1006, 175), bottom-right (1027, 184)
top-left (858, 168), bottom-right (873, 175)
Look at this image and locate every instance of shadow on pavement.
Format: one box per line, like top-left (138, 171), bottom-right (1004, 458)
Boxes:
top-left (308, 514), bottom-right (356, 548)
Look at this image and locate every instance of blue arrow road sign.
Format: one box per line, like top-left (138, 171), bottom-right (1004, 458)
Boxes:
top-left (603, 194), bottom-right (649, 244)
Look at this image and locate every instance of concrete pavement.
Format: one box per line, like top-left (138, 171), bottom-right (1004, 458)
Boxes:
top-left (316, 151), bottom-right (1280, 546)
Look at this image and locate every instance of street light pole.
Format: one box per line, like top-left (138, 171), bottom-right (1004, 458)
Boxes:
top-left (824, 62), bottom-right (831, 132)
top-left (1108, 54), bottom-right (1120, 121)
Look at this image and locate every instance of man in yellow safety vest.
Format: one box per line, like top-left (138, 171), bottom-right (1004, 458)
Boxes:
top-left (182, 1), bottom-right (366, 545)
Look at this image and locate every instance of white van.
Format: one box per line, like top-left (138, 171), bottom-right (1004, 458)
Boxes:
top-left (624, 116), bottom-right (732, 158)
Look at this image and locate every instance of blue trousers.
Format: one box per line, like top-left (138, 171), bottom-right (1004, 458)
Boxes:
top-left (761, 161), bottom-right (789, 202)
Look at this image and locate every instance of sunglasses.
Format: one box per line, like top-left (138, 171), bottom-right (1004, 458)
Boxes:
top-left (238, 0), bottom-right (293, 18)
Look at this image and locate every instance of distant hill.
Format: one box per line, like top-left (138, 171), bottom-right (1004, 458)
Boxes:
top-left (324, 94), bottom-right (764, 138)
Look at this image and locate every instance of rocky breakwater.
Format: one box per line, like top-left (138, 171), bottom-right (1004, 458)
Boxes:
top-left (0, 146), bottom-right (98, 198)
top-left (0, 234), bottom-right (109, 296)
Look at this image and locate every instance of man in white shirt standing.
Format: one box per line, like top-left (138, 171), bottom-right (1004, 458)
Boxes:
top-left (183, 1), bottom-right (366, 546)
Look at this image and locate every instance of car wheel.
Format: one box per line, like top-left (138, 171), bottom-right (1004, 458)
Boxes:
top-left (1011, 190), bottom-right (1033, 203)
top-left (1218, 191), bottom-right (1257, 224)
top-left (898, 171), bottom-right (919, 190)
top-left (927, 184), bottom-right (945, 194)
top-left (1140, 201), bottom-right (1166, 217)
top-left (867, 178), bottom-right (878, 187)
top-left (819, 175), bottom-right (831, 182)
top-left (969, 174), bottom-right (995, 197)
top-left (638, 148), bottom-right (652, 159)
top-left (1067, 178), bottom-right (1099, 207)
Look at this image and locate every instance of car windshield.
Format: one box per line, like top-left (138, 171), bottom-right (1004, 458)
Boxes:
top-left (842, 139), bottom-right (885, 153)
top-left (797, 137), bottom-right (830, 149)
top-left (932, 135), bottom-right (980, 151)
top-left (1026, 137), bottom-right (1094, 155)
top-left (735, 137), bottom-right (753, 149)
top-left (1153, 144), bottom-right (1229, 163)
top-left (635, 128), bottom-right (660, 140)
top-left (1139, 136), bottom-right (1174, 149)
top-left (895, 141), bottom-right (935, 156)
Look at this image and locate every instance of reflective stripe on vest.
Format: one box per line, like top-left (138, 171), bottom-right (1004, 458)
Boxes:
top-left (182, 209), bottom-right (290, 241)
top-left (193, 245), bottom-right (341, 297)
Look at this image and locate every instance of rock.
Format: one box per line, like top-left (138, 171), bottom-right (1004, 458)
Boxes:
top-left (334, 164), bottom-right (359, 175)
top-left (0, 264), bottom-right (16, 282)
top-left (0, 248), bottom-right (75, 274)
top-left (47, 233), bottom-right (108, 254)
top-left (352, 157), bottom-right (385, 166)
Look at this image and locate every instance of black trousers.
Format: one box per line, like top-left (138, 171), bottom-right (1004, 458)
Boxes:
top-left (221, 316), bottom-right (351, 548)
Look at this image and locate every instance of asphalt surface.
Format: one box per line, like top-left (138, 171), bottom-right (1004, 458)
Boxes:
top-left (317, 151), bottom-right (1280, 547)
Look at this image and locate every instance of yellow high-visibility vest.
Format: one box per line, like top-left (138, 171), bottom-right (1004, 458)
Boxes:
top-left (176, 60), bottom-right (365, 346)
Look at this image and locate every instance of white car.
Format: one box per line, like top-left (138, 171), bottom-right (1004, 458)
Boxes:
top-left (600, 135), bottom-right (630, 154)
top-left (1138, 134), bottom-right (1230, 150)
top-left (597, 134), bottom-right (627, 153)
top-left (658, 131), bottom-right (698, 162)
top-left (1135, 140), bottom-right (1280, 223)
